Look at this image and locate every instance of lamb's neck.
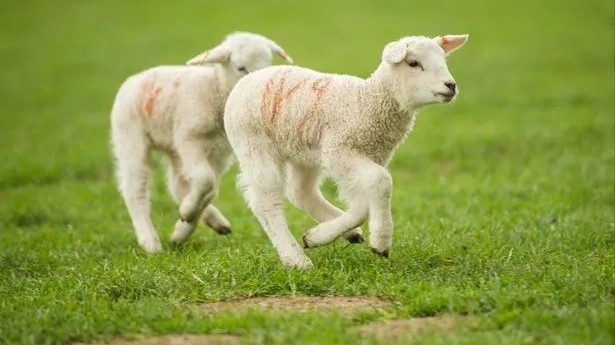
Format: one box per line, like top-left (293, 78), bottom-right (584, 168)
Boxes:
top-left (365, 65), bottom-right (417, 128)
top-left (345, 66), bottom-right (417, 165)
top-left (195, 65), bottom-right (238, 128)
top-left (213, 64), bottom-right (241, 95)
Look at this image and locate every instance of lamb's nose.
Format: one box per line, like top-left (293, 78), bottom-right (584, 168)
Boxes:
top-left (445, 81), bottom-right (456, 92)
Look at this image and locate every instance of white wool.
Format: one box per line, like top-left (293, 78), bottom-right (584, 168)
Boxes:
top-left (224, 34), bottom-right (468, 268)
top-left (110, 32), bottom-right (293, 253)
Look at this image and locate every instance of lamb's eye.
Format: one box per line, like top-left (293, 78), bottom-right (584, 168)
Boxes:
top-left (408, 60), bottom-right (421, 68)
top-left (237, 66), bottom-right (248, 73)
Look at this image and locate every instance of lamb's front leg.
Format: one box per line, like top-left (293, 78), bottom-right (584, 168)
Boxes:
top-left (302, 156), bottom-right (393, 257)
top-left (301, 200), bottom-right (368, 248)
top-left (301, 156), bottom-right (372, 248)
top-left (363, 166), bottom-right (393, 258)
top-left (286, 163), bottom-right (364, 244)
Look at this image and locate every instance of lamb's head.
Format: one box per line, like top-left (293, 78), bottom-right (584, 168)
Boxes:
top-left (379, 34), bottom-right (468, 109)
top-left (186, 32), bottom-right (293, 78)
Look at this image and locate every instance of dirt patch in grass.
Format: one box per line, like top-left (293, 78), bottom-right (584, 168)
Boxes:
top-left (74, 334), bottom-right (241, 345)
top-left (355, 314), bottom-right (474, 341)
top-left (194, 295), bottom-right (390, 314)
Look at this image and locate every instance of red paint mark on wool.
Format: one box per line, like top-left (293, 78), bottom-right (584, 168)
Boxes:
top-left (260, 77), bottom-right (275, 121)
top-left (298, 77), bottom-right (332, 132)
top-left (140, 81), bottom-right (162, 117)
top-left (260, 71), bottom-right (308, 125)
top-left (271, 77), bottom-right (308, 122)
top-left (311, 77), bottom-right (332, 100)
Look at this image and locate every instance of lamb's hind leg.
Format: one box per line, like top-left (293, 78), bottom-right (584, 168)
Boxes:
top-left (238, 154), bottom-right (312, 269)
top-left (170, 138), bottom-right (218, 244)
top-left (286, 163), bottom-right (364, 244)
top-left (113, 128), bottom-right (162, 253)
top-left (166, 154), bottom-right (231, 235)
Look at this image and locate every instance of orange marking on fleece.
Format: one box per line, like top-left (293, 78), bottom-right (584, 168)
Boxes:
top-left (311, 77), bottom-right (332, 100)
top-left (260, 77), bottom-right (275, 120)
top-left (262, 70), bottom-right (308, 125)
top-left (270, 74), bottom-right (288, 123)
top-left (298, 77), bottom-right (332, 135)
top-left (137, 79), bottom-right (152, 116)
top-left (141, 84), bottom-right (162, 117)
top-left (259, 72), bottom-right (309, 139)
top-left (272, 78), bottom-right (308, 122)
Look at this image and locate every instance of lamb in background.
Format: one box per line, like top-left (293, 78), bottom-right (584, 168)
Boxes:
top-left (111, 32), bottom-right (293, 253)
top-left (224, 34), bottom-right (469, 268)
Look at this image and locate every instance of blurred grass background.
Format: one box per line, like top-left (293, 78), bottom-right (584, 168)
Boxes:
top-left (0, 0), bottom-right (613, 344)
top-left (0, 0), bottom-right (612, 188)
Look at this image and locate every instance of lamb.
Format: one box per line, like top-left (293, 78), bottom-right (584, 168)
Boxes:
top-left (224, 34), bottom-right (469, 268)
top-left (110, 32), bottom-right (293, 253)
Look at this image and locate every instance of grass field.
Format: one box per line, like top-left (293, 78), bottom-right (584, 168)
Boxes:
top-left (0, 0), bottom-right (613, 344)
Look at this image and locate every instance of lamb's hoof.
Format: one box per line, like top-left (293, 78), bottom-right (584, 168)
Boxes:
top-left (302, 227), bottom-right (332, 249)
top-left (346, 233), bottom-right (365, 244)
top-left (283, 257), bottom-right (314, 270)
top-left (371, 247), bottom-right (390, 258)
top-left (213, 226), bottom-right (232, 236)
top-left (170, 219), bottom-right (196, 244)
top-left (139, 240), bottom-right (164, 254)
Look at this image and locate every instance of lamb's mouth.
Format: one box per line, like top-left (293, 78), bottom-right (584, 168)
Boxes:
top-left (434, 92), bottom-right (455, 102)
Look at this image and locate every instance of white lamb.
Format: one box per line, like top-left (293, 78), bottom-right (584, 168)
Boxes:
top-left (110, 32), bottom-right (293, 253)
top-left (224, 34), bottom-right (469, 268)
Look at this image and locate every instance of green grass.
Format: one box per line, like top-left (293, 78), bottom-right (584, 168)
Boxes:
top-left (0, 0), bottom-right (613, 344)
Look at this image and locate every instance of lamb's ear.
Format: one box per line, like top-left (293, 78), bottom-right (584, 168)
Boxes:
top-left (273, 48), bottom-right (294, 64)
top-left (262, 37), bottom-right (294, 64)
top-left (186, 50), bottom-right (209, 65)
top-left (382, 41), bottom-right (407, 64)
top-left (202, 45), bottom-right (231, 64)
top-left (434, 34), bottom-right (469, 55)
top-left (186, 45), bottom-right (230, 65)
